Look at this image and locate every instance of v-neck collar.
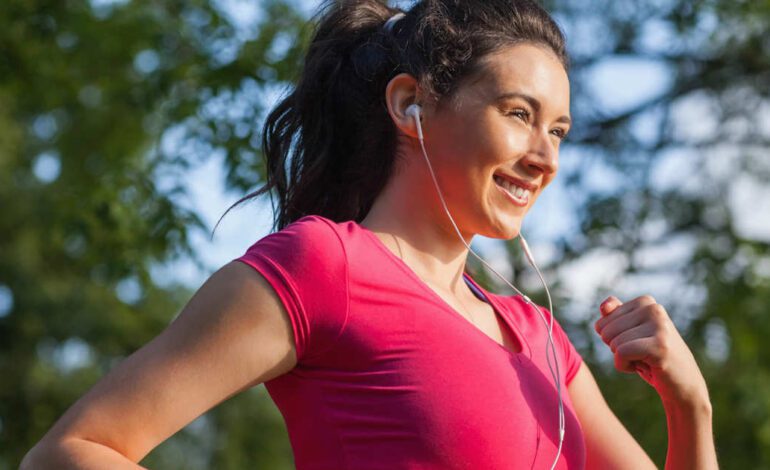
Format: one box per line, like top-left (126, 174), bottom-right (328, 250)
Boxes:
top-left (357, 223), bottom-right (532, 360)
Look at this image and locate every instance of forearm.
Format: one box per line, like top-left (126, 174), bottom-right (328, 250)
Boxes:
top-left (663, 396), bottom-right (718, 470)
top-left (21, 438), bottom-right (147, 470)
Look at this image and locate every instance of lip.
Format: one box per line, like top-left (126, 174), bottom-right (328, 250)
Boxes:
top-left (493, 173), bottom-right (539, 192)
top-left (495, 181), bottom-right (529, 207)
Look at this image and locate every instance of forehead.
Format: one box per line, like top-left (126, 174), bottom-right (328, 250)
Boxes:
top-left (459, 43), bottom-right (570, 110)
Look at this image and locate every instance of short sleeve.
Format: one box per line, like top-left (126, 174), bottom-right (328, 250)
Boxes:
top-left (233, 215), bottom-right (349, 363)
top-left (528, 303), bottom-right (584, 387)
top-left (549, 312), bottom-right (584, 386)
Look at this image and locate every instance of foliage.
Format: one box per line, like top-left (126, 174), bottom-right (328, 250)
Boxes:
top-left (536, 0), bottom-right (770, 466)
top-left (1, 0), bottom-right (306, 468)
top-left (2, 0), bottom-right (768, 468)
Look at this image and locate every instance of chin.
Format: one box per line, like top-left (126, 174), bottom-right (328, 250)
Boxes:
top-left (501, 223), bottom-right (522, 240)
top-left (485, 197), bottom-right (529, 239)
top-left (482, 216), bottom-right (522, 240)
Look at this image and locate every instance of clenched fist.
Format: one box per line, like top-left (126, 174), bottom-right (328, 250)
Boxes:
top-left (594, 295), bottom-right (710, 406)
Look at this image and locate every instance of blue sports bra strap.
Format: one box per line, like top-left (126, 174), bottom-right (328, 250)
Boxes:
top-left (463, 274), bottom-right (487, 302)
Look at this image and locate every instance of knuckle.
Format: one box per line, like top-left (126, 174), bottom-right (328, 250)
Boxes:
top-left (640, 294), bottom-right (656, 305)
top-left (599, 333), bottom-right (610, 344)
top-left (659, 317), bottom-right (674, 334)
top-left (601, 332), bottom-right (611, 345)
top-left (648, 303), bottom-right (666, 321)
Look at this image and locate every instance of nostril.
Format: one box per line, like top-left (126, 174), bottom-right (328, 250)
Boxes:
top-left (525, 151), bottom-right (557, 174)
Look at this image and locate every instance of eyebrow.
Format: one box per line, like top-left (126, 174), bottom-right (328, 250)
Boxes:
top-left (495, 92), bottom-right (572, 125)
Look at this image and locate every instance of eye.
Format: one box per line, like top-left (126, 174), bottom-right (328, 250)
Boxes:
top-left (506, 108), bottom-right (531, 122)
top-left (550, 128), bottom-right (568, 140)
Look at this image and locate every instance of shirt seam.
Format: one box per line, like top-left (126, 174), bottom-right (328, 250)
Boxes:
top-left (306, 216), bottom-right (351, 361)
top-left (236, 253), bottom-right (310, 362)
top-left (311, 216), bottom-right (352, 468)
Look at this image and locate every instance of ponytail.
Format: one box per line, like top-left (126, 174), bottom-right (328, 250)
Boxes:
top-left (213, 0), bottom-right (567, 236)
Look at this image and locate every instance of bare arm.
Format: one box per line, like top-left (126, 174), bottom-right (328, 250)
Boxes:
top-left (589, 295), bottom-right (718, 469)
top-left (662, 395), bottom-right (715, 470)
top-left (21, 438), bottom-right (146, 470)
top-left (21, 260), bottom-right (297, 469)
top-left (567, 361), bottom-right (658, 469)
top-left (568, 360), bottom-right (716, 470)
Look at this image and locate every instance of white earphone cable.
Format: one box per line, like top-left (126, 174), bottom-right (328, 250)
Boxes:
top-left (408, 105), bottom-right (565, 469)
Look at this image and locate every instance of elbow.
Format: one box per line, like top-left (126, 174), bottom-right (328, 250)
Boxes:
top-left (21, 437), bottom-right (78, 470)
top-left (20, 441), bottom-right (55, 470)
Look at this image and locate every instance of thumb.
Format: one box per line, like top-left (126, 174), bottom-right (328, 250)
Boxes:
top-left (600, 296), bottom-right (622, 317)
top-left (632, 361), bottom-right (654, 385)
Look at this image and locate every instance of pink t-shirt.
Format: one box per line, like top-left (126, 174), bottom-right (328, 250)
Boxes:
top-left (234, 215), bottom-right (586, 469)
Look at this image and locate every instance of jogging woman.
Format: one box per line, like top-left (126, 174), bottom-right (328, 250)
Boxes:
top-left (22, 1), bottom-right (717, 468)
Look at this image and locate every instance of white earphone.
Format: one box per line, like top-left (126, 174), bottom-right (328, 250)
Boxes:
top-left (406, 103), bottom-right (566, 469)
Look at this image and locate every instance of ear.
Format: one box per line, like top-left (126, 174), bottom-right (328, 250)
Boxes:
top-left (385, 73), bottom-right (422, 139)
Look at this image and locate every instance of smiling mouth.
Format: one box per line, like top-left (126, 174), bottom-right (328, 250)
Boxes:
top-left (493, 175), bottom-right (531, 206)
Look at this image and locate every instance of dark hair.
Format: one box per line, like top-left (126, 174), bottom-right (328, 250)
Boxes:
top-left (212, 0), bottom-right (567, 236)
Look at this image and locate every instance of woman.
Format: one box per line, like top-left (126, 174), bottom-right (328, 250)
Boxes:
top-left (22, 0), bottom-right (717, 468)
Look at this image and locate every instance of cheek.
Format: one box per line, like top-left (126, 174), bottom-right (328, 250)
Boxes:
top-left (429, 117), bottom-right (478, 163)
top-left (495, 125), bottom-right (530, 164)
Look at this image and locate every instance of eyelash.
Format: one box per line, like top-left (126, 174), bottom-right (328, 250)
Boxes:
top-left (506, 108), bottom-right (568, 141)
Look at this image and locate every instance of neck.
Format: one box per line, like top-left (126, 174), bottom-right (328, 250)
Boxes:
top-left (360, 163), bottom-right (475, 295)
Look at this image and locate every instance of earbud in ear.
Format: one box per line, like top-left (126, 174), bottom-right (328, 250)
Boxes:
top-left (406, 103), bottom-right (421, 120)
top-left (405, 104), bottom-right (424, 141)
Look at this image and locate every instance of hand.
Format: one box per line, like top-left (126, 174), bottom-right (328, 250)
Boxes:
top-left (594, 295), bottom-right (709, 406)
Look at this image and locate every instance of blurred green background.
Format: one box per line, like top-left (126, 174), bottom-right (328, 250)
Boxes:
top-left (2, 0), bottom-right (769, 468)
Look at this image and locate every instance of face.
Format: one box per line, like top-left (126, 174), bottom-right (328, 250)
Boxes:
top-left (419, 43), bottom-right (571, 239)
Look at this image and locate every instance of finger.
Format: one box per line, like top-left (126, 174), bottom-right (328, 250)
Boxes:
top-left (595, 295), bottom-right (656, 332)
top-left (632, 361), bottom-right (653, 382)
top-left (613, 337), bottom-right (655, 373)
top-left (599, 296), bottom-right (622, 317)
top-left (610, 295), bottom-right (656, 317)
top-left (597, 310), bottom-right (648, 344)
top-left (614, 353), bottom-right (638, 374)
top-left (607, 322), bottom-right (656, 353)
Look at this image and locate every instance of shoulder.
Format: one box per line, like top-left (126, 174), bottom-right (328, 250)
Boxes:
top-left (242, 215), bottom-right (346, 260)
top-left (234, 214), bottom-right (350, 363)
top-left (264, 214), bottom-right (342, 241)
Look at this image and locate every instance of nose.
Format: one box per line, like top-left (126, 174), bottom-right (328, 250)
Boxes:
top-left (522, 128), bottom-right (559, 176)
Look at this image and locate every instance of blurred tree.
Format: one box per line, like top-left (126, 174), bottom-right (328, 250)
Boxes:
top-left (3, 0), bottom-right (769, 468)
top-left (0, 0), bottom-right (308, 468)
top-left (534, 0), bottom-right (770, 466)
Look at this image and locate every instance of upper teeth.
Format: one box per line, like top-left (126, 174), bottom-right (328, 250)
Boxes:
top-left (494, 175), bottom-right (530, 200)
